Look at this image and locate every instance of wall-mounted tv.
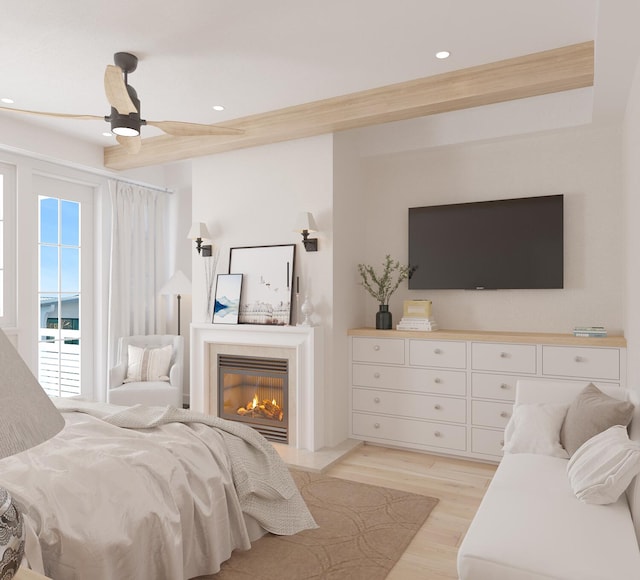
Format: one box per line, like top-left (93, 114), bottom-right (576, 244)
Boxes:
top-left (408, 194), bottom-right (564, 290)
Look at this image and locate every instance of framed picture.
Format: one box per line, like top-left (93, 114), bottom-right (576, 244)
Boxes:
top-left (212, 273), bottom-right (243, 324)
top-left (229, 244), bottom-right (296, 325)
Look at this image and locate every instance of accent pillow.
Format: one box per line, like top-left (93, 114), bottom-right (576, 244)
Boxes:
top-left (503, 403), bottom-right (569, 458)
top-left (560, 384), bottom-right (634, 457)
top-left (124, 344), bottom-right (172, 383)
top-left (567, 425), bottom-right (640, 505)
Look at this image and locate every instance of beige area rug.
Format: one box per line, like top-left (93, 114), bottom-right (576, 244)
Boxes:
top-left (209, 470), bottom-right (439, 580)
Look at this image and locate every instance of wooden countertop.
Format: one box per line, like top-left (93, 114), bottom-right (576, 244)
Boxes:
top-left (347, 328), bottom-right (626, 348)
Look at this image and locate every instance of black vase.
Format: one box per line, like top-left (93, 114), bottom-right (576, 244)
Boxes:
top-left (376, 304), bottom-right (392, 330)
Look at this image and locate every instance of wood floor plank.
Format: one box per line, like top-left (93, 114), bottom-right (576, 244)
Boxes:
top-left (325, 443), bottom-right (497, 578)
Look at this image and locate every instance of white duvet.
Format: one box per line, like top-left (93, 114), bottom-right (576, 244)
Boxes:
top-left (0, 400), bottom-right (316, 580)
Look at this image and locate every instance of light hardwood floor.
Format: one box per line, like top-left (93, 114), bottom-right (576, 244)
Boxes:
top-left (325, 444), bottom-right (497, 580)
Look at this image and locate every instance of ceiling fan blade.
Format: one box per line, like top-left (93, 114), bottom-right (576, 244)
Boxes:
top-left (104, 65), bottom-right (138, 115)
top-left (0, 106), bottom-right (103, 121)
top-left (115, 134), bottom-right (142, 154)
top-left (146, 120), bottom-right (244, 137)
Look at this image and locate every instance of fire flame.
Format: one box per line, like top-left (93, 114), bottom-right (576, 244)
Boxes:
top-left (251, 394), bottom-right (259, 409)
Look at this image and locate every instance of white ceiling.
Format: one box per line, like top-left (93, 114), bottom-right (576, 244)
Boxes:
top-left (0, 0), bottom-right (636, 152)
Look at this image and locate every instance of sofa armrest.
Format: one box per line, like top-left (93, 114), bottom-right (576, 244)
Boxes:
top-left (169, 362), bottom-right (183, 392)
top-left (109, 363), bottom-right (127, 388)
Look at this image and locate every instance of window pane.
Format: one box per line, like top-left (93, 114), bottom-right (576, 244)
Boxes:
top-left (39, 246), bottom-right (58, 292)
top-left (61, 248), bottom-right (79, 293)
top-left (61, 200), bottom-right (79, 246)
top-left (40, 197), bottom-right (58, 244)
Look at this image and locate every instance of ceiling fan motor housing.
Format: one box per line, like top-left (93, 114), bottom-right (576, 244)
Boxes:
top-left (110, 84), bottom-right (143, 136)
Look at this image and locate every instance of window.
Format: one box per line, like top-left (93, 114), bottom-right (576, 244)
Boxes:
top-left (0, 163), bottom-right (16, 326)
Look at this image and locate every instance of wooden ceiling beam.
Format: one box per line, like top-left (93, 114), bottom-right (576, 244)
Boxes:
top-left (104, 41), bottom-right (593, 170)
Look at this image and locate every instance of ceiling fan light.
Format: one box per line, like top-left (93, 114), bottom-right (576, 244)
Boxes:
top-left (112, 126), bottom-right (139, 137)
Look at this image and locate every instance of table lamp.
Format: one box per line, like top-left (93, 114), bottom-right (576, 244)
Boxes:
top-left (0, 329), bottom-right (64, 576)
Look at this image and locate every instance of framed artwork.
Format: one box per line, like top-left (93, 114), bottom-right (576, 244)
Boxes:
top-left (212, 273), bottom-right (243, 324)
top-left (228, 244), bottom-right (296, 325)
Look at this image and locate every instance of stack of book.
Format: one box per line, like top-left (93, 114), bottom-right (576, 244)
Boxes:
top-left (397, 317), bottom-right (439, 331)
top-left (573, 326), bottom-right (607, 337)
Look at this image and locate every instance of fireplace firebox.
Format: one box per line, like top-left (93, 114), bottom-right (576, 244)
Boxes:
top-left (218, 354), bottom-right (288, 443)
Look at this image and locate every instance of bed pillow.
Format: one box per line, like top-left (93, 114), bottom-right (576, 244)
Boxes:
top-left (503, 403), bottom-right (569, 458)
top-left (124, 344), bottom-right (172, 383)
top-left (560, 384), bottom-right (634, 457)
top-left (567, 425), bottom-right (640, 504)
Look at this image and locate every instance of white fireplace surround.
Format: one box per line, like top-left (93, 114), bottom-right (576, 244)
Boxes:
top-left (190, 324), bottom-right (324, 451)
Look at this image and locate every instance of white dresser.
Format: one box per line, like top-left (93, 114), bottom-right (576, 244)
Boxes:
top-left (348, 328), bottom-right (627, 462)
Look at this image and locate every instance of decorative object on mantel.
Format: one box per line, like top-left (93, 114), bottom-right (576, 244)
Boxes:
top-left (229, 244), bottom-right (296, 325)
top-left (358, 255), bottom-right (415, 330)
top-left (299, 294), bottom-right (314, 327)
top-left (187, 221), bottom-right (213, 257)
top-left (160, 270), bottom-right (191, 335)
top-left (213, 274), bottom-right (243, 324)
top-left (0, 329), bottom-right (65, 578)
top-left (293, 212), bottom-right (318, 252)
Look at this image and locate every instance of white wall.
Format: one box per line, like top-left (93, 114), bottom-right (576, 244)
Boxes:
top-left (358, 125), bottom-right (625, 334)
top-left (623, 55), bottom-right (640, 393)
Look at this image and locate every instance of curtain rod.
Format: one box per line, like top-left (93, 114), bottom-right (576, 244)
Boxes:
top-left (0, 143), bottom-right (175, 194)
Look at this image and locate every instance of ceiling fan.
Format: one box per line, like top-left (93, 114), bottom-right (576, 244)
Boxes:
top-left (0, 52), bottom-right (243, 154)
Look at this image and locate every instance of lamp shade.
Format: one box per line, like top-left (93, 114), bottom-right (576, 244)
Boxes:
top-left (187, 222), bottom-right (211, 240)
top-left (0, 329), bottom-right (64, 459)
top-left (293, 212), bottom-right (318, 233)
top-left (160, 270), bottom-right (192, 296)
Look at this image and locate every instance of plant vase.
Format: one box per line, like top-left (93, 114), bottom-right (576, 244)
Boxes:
top-left (376, 304), bottom-right (392, 330)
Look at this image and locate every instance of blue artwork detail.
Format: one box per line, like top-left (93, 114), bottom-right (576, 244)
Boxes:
top-left (214, 295), bottom-right (240, 318)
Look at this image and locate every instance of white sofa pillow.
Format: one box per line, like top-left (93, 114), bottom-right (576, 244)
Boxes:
top-left (124, 344), bottom-right (172, 383)
top-left (567, 425), bottom-right (640, 505)
top-left (503, 403), bottom-right (569, 458)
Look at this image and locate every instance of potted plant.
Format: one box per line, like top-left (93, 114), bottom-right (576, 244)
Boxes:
top-left (357, 255), bottom-right (414, 329)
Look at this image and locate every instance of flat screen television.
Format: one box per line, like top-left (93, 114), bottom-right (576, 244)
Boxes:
top-left (408, 194), bottom-right (564, 290)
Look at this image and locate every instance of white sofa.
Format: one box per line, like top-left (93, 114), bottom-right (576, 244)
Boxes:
top-left (458, 380), bottom-right (640, 580)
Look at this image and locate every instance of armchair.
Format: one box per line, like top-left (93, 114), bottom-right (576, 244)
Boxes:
top-left (108, 334), bottom-right (184, 407)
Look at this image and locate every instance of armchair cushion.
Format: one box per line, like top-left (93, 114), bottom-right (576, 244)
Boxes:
top-left (124, 344), bottom-right (172, 383)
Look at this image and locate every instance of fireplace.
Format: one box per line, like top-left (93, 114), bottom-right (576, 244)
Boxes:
top-left (218, 354), bottom-right (288, 443)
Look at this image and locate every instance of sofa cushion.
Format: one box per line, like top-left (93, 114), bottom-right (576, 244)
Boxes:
top-left (560, 383), bottom-right (634, 456)
top-left (568, 425), bottom-right (640, 505)
top-left (457, 453), bottom-right (640, 580)
top-left (503, 403), bottom-right (568, 458)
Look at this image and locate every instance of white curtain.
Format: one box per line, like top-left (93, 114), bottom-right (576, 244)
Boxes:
top-left (107, 180), bottom-right (167, 367)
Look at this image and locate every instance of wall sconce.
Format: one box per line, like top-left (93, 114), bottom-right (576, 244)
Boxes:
top-left (187, 222), bottom-right (213, 257)
top-left (294, 212), bottom-right (318, 252)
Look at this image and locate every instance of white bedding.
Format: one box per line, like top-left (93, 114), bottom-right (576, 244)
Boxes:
top-left (0, 400), bottom-right (316, 580)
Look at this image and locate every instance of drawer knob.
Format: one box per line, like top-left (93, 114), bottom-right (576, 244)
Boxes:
top-left (374, 397), bottom-right (381, 403)
top-left (574, 356), bottom-right (584, 363)
top-left (500, 352), bottom-right (509, 358)
top-left (374, 422), bottom-right (380, 429)
top-left (434, 404), bottom-right (442, 410)
top-left (434, 348), bottom-right (442, 355)
top-left (434, 431), bottom-right (442, 438)
top-left (373, 372), bottom-right (381, 379)
top-left (373, 345), bottom-right (380, 351)
top-left (434, 377), bottom-right (442, 384)
top-left (500, 411), bottom-right (510, 418)
top-left (500, 383), bottom-right (510, 390)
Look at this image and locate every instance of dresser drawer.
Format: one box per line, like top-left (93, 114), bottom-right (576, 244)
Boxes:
top-left (471, 400), bottom-right (513, 429)
top-left (542, 346), bottom-right (620, 380)
top-left (471, 427), bottom-right (505, 457)
top-left (471, 373), bottom-right (518, 401)
top-left (352, 337), bottom-right (405, 365)
top-left (471, 342), bottom-right (536, 374)
top-left (352, 412), bottom-right (466, 451)
top-left (353, 388), bottom-right (466, 423)
top-left (352, 364), bottom-right (466, 396)
top-left (409, 339), bottom-right (466, 369)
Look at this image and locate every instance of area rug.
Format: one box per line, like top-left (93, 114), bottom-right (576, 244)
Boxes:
top-left (209, 470), bottom-right (439, 580)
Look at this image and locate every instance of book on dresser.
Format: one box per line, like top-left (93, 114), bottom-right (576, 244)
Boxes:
top-left (573, 325), bottom-right (607, 337)
top-left (396, 316), bottom-right (439, 331)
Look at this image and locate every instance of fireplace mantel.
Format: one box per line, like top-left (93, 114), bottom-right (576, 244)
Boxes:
top-left (190, 323), bottom-right (324, 451)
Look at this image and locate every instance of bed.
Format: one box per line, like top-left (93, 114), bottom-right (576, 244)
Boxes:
top-left (0, 399), bottom-right (316, 580)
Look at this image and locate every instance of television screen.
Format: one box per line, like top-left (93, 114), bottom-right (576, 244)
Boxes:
top-left (408, 195), bottom-right (564, 290)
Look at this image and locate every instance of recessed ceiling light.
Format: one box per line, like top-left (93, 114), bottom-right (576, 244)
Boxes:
top-left (1, 98), bottom-right (14, 104)
top-left (212, 105), bottom-right (225, 111)
top-left (435, 51), bottom-right (451, 60)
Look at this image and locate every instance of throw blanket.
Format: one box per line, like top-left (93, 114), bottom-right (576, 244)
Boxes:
top-left (53, 398), bottom-right (317, 536)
